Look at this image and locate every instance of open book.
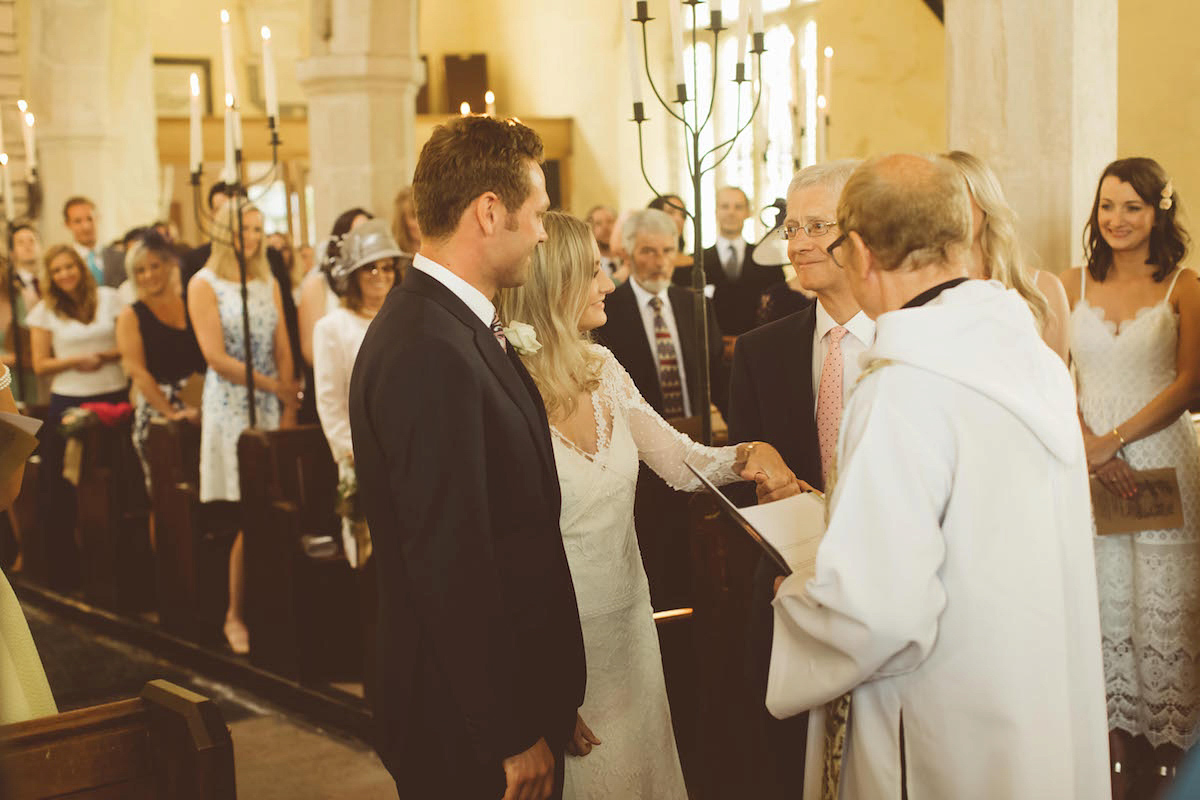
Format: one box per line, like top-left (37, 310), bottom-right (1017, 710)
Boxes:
top-left (0, 410), bottom-right (42, 479)
top-left (685, 462), bottom-right (826, 577)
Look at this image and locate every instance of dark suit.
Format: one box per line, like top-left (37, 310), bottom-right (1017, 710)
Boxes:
top-left (673, 241), bottom-right (786, 336)
top-left (349, 267), bottom-right (586, 798)
top-left (727, 304), bottom-right (821, 799)
top-left (595, 280), bottom-right (728, 420)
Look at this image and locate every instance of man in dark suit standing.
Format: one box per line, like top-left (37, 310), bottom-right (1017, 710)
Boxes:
top-left (674, 186), bottom-right (785, 337)
top-left (349, 116), bottom-right (585, 800)
top-left (727, 160), bottom-right (872, 799)
top-left (594, 207), bottom-right (726, 614)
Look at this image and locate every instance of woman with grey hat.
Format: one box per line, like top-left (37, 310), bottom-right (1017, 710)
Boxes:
top-left (312, 218), bottom-right (401, 567)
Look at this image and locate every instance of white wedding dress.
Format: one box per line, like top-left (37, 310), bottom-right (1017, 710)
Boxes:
top-left (555, 345), bottom-right (740, 799)
top-left (1072, 268), bottom-right (1200, 749)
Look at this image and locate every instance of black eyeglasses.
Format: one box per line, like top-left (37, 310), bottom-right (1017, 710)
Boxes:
top-left (826, 232), bottom-right (849, 266)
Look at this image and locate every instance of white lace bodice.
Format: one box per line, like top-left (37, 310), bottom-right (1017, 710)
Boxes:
top-left (1069, 268), bottom-right (1200, 748)
top-left (553, 345), bottom-right (739, 619)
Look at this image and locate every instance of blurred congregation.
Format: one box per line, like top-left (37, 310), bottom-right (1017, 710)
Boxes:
top-left (0, 1), bottom-right (1199, 799)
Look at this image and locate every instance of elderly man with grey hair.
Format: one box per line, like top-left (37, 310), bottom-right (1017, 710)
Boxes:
top-left (723, 158), bottom-right (874, 799)
top-left (593, 207), bottom-right (727, 616)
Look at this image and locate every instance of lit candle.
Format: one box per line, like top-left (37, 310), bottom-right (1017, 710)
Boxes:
top-left (733, 3), bottom-right (749, 69)
top-left (625, 3), bottom-right (644, 107)
top-left (0, 154), bottom-right (13, 222)
top-left (223, 93), bottom-right (235, 181)
top-left (823, 46), bottom-right (833, 114)
top-left (189, 73), bottom-right (202, 174)
top-left (459, 101), bottom-right (471, 116)
top-left (816, 94), bottom-right (827, 162)
top-left (21, 112), bottom-right (35, 179)
top-left (485, 90), bottom-right (496, 117)
top-left (261, 27), bottom-right (279, 123)
top-left (666, 0), bottom-right (686, 102)
top-left (219, 9), bottom-right (238, 105)
top-left (751, 0), bottom-right (764, 34)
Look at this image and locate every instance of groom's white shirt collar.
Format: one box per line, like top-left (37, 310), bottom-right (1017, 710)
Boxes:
top-left (412, 253), bottom-right (496, 329)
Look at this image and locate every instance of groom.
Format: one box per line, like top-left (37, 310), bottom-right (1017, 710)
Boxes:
top-left (349, 116), bottom-right (585, 800)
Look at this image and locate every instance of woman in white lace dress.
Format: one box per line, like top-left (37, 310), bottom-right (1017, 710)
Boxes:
top-left (1062, 157), bottom-right (1200, 799)
top-left (499, 212), bottom-right (793, 799)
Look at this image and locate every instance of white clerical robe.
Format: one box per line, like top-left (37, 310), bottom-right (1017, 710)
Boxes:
top-left (768, 281), bottom-right (1110, 800)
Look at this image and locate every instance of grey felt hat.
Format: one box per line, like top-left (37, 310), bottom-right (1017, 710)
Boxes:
top-left (329, 218), bottom-right (406, 292)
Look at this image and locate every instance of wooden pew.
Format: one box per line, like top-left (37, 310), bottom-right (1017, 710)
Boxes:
top-left (237, 426), bottom-right (363, 684)
top-left (0, 679), bottom-right (236, 799)
top-left (145, 419), bottom-right (237, 643)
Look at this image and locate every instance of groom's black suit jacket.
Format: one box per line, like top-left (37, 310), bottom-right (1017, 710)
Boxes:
top-left (349, 267), bottom-right (586, 796)
top-left (726, 303), bottom-right (822, 799)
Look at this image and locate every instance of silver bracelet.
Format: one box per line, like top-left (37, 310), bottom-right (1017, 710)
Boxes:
top-left (0, 363), bottom-right (12, 394)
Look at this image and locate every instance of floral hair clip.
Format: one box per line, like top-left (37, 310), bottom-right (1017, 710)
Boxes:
top-left (1160, 180), bottom-right (1174, 211)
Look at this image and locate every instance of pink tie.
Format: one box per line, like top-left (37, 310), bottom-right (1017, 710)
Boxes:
top-left (816, 326), bottom-right (848, 484)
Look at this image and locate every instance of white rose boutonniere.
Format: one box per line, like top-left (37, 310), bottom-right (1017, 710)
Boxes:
top-left (502, 320), bottom-right (542, 356)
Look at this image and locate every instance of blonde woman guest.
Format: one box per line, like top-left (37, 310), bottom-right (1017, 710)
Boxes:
top-left (188, 202), bottom-right (299, 654)
top-left (1062, 157), bottom-right (1200, 798)
top-left (312, 219), bottom-right (400, 566)
top-left (498, 212), bottom-right (793, 800)
top-left (115, 232), bottom-right (205, 498)
top-left (28, 245), bottom-right (127, 589)
top-left (944, 150), bottom-right (1071, 362)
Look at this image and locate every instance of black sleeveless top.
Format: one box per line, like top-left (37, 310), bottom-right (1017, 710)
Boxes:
top-left (131, 300), bottom-right (206, 384)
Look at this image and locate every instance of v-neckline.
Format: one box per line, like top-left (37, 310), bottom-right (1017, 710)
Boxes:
top-left (551, 389), bottom-right (613, 463)
top-left (1077, 297), bottom-right (1172, 338)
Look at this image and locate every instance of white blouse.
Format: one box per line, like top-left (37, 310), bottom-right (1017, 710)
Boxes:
top-left (25, 286), bottom-right (127, 397)
top-left (312, 306), bottom-right (372, 462)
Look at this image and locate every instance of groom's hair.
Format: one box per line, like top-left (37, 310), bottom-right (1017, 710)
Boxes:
top-left (413, 115), bottom-right (544, 241)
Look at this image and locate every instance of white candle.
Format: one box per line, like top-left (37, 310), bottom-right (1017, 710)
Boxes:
top-left (484, 90), bottom-right (496, 117)
top-left (459, 101), bottom-right (471, 116)
top-left (823, 46), bottom-right (833, 114)
top-left (223, 93), bottom-right (235, 181)
top-left (816, 94), bottom-right (827, 162)
top-left (189, 72), bottom-right (202, 173)
top-left (751, 0), bottom-right (764, 34)
top-left (733, 3), bottom-right (749, 67)
top-left (219, 9), bottom-right (238, 105)
top-left (232, 105), bottom-right (243, 151)
top-left (0, 154), bottom-right (13, 222)
top-left (261, 27), bottom-right (278, 123)
top-left (666, 0), bottom-right (686, 102)
top-left (21, 112), bottom-right (35, 179)
top-left (625, 3), bottom-right (644, 106)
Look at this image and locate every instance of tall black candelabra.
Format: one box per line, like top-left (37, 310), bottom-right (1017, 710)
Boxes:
top-left (190, 116), bottom-right (282, 428)
top-left (630, 0), bottom-right (765, 444)
top-left (5, 165), bottom-right (42, 405)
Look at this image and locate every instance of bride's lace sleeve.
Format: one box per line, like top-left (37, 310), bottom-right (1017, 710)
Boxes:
top-left (598, 346), bottom-right (742, 491)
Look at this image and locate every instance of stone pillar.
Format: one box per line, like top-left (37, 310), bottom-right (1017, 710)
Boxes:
top-left (297, 0), bottom-right (424, 239)
top-left (28, 0), bottom-right (160, 244)
top-left (945, 0), bottom-right (1117, 271)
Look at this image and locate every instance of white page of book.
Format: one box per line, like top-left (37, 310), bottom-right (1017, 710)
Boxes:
top-left (739, 492), bottom-right (826, 579)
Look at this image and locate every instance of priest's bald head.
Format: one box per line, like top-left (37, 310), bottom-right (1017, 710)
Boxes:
top-left (832, 154), bottom-right (973, 319)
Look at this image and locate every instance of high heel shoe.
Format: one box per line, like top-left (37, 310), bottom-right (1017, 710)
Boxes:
top-left (224, 618), bottom-right (250, 655)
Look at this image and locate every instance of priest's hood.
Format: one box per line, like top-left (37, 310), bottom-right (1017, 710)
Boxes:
top-left (862, 279), bottom-right (1082, 464)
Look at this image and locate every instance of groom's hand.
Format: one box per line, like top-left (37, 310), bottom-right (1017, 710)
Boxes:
top-left (502, 737), bottom-right (555, 800)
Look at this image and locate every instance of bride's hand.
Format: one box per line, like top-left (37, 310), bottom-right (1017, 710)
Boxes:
top-left (565, 712), bottom-right (601, 757)
top-left (736, 442), bottom-right (795, 486)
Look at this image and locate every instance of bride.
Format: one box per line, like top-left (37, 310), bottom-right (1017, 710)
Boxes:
top-left (499, 212), bottom-right (793, 798)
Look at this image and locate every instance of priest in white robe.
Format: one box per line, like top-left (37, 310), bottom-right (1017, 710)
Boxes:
top-left (765, 154), bottom-right (1110, 800)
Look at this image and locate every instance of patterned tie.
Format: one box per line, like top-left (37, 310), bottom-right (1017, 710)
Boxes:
top-left (490, 312), bottom-right (508, 352)
top-left (816, 326), bottom-right (847, 484)
top-left (648, 297), bottom-right (685, 419)
top-left (724, 243), bottom-right (740, 280)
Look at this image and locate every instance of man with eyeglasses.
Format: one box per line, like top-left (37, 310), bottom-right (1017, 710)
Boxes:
top-left (724, 159), bottom-right (873, 800)
top-left (765, 155), bottom-right (1108, 799)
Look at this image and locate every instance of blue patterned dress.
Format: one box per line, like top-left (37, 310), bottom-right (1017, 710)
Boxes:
top-left (194, 268), bottom-right (281, 502)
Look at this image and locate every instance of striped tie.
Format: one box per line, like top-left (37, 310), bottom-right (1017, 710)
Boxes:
top-left (490, 312), bottom-right (507, 352)
top-left (648, 297), bottom-right (685, 419)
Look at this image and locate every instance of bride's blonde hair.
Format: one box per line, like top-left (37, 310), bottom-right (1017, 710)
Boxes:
top-left (498, 211), bottom-right (604, 421)
top-left (944, 150), bottom-right (1050, 329)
